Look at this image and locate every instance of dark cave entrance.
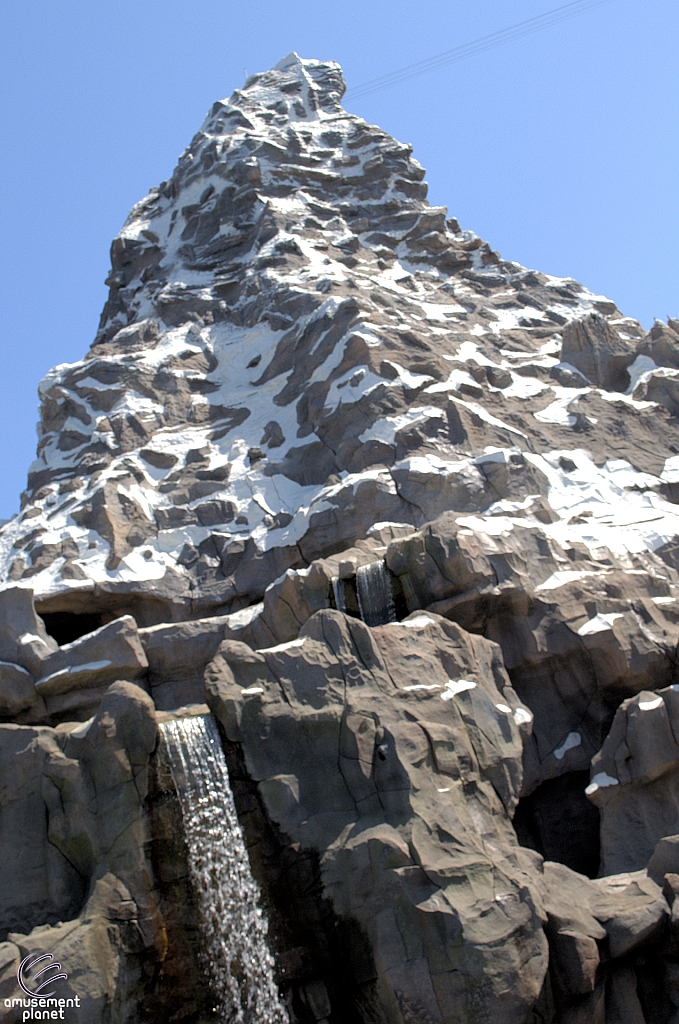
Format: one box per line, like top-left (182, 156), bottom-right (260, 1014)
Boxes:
top-left (38, 592), bottom-right (180, 645)
top-left (513, 770), bottom-right (601, 878)
top-left (40, 611), bottom-right (107, 646)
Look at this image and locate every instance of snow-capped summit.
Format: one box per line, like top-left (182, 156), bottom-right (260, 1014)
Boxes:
top-left (3, 54), bottom-right (679, 625)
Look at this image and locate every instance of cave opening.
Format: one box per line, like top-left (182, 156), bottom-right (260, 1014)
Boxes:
top-left (513, 770), bottom-right (601, 878)
top-left (40, 611), bottom-right (107, 646)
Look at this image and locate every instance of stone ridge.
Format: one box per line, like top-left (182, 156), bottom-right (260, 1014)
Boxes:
top-left (2, 53), bottom-right (679, 630)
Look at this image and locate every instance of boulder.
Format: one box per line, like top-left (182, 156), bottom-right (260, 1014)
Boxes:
top-left (34, 616), bottom-right (148, 722)
top-left (633, 366), bottom-right (679, 416)
top-left (0, 586), bottom-right (56, 675)
top-left (0, 660), bottom-right (43, 719)
top-left (533, 860), bottom-right (668, 1021)
top-left (587, 686), bottom-right (679, 874)
top-left (588, 871), bottom-right (667, 958)
top-left (636, 318), bottom-right (679, 369)
top-left (141, 614), bottom-right (242, 709)
top-left (648, 834), bottom-right (679, 885)
top-left (383, 514), bottom-right (679, 799)
top-left (560, 312), bottom-right (635, 390)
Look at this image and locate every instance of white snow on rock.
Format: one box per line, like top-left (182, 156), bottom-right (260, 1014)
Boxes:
top-left (553, 731), bottom-right (582, 759)
top-left (585, 772), bottom-right (620, 795)
top-left (0, 52), bottom-right (677, 628)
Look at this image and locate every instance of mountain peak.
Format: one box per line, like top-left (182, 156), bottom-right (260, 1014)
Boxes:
top-left (2, 56), bottom-right (677, 634)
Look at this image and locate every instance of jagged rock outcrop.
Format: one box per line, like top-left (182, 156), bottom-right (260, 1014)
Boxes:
top-left (560, 313), bottom-right (636, 391)
top-left (3, 51), bottom-right (679, 1023)
top-left (0, 585), bottom-right (148, 725)
top-left (0, 682), bottom-right (165, 1023)
top-left (587, 686), bottom-right (679, 875)
top-left (205, 610), bottom-right (545, 1024)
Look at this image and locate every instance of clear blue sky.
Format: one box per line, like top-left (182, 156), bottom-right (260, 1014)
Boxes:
top-left (0, 0), bottom-right (676, 519)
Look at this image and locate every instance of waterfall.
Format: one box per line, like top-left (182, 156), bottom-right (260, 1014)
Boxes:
top-left (159, 714), bottom-right (289, 1024)
top-left (331, 575), bottom-right (346, 613)
top-left (355, 561), bottom-right (396, 627)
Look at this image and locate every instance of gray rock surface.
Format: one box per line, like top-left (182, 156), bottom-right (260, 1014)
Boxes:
top-left (560, 313), bottom-right (636, 391)
top-left (588, 685), bottom-right (679, 874)
top-left (0, 682), bottom-right (165, 1022)
top-left (0, 660), bottom-right (43, 718)
top-left (206, 608), bottom-right (546, 1024)
top-left (648, 834), bottom-right (679, 885)
top-left (0, 586), bottom-right (56, 676)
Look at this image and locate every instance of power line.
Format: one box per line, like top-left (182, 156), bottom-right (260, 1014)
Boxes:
top-left (349, 0), bottom-right (618, 100)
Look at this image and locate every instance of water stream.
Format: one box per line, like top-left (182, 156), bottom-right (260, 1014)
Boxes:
top-left (355, 561), bottom-right (397, 627)
top-left (159, 714), bottom-right (289, 1024)
top-left (331, 575), bottom-right (346, 613)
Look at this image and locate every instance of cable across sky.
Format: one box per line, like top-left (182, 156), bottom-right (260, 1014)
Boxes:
top-left (348, 0), bottom-right (619, 99)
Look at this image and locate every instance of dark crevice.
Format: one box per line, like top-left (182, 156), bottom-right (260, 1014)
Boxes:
top-left (41, 611), bottom-right (107, 646)
top-left (513, 770), bottom-right (600, 878)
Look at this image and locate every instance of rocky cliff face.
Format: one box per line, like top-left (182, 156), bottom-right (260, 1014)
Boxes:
top-left (3, 53), bottom-right (679, 1024)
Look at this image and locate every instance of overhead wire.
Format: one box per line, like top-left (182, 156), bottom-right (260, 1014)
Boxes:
top-left (348, 0), bottom-right (619, 100)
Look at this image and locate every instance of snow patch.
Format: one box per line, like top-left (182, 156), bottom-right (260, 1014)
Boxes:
top-left (553, 731), bottom-right (581, 760)
top-left (441, 678), bottom-right (476, 701)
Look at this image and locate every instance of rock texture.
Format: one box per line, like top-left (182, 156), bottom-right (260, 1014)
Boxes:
top-left (205, 610), bottom-right (546, 1023)
top-left (0, 682), bottom-right (165, 1023)
top-left (2, 51), bottom-right (679, 1023)
top-left (4, 54), bottom-right (679, 632)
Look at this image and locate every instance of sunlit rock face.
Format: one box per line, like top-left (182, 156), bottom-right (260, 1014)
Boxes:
top-left (6, 52), bottom-right (679, 627)
top-left (4, 53), bottom-right (679, 1024)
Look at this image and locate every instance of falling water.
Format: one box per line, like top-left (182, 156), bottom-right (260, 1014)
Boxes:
top-left (355, 561), bottom-right (397, 627)
top-left (331, 575), bottom-right (346, 613)
top-left (159, 714), bottom-right (289, 1024)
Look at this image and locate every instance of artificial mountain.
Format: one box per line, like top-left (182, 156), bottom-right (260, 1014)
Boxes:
top-left (2, 53), bottom-right (679, 1024)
